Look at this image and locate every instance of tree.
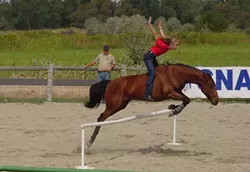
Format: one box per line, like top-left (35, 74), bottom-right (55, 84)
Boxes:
top-left (61, 0), bottom-right (80, 27)
top-left (0, 16), bottom-right (11, 30)
top-left (47, 0), bottom-right (64, 28)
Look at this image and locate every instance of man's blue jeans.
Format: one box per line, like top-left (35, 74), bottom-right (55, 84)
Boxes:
top-left (97, 71), bottom-right (110, 81)
top-left (97, 71), bottom-right (110, 103)
top-left (143, 51), bottom-right (158, 97)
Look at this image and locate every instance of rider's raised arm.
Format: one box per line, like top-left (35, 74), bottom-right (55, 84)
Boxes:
top-left (157, 19), bottom-right (167, 39)
top-left (147, 16), bottom-right (159, 39)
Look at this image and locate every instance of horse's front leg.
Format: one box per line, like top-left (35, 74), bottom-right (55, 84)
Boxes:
top-left (167, 91), bottom-right (190, 117)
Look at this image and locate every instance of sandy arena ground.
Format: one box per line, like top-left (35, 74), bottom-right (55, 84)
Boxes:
top-left (0, 101), bottom-right (250, 172)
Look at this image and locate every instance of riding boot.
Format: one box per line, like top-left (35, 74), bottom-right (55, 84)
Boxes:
top-left (144, 94), bottom-right (154, 101)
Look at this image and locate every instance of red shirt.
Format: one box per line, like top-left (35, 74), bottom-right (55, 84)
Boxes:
top-left (150, 38), bottom-right (169, 56)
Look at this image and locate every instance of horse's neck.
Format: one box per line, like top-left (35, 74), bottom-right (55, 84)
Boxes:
top-left (180, 68), bottom-right (205, 85)
top-left (161, 64), bottom-right (206, 86)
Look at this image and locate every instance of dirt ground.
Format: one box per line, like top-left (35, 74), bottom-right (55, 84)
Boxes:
top-left (0, 101), bottom-right (250, 172)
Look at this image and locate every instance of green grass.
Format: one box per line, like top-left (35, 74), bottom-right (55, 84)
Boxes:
top-left (165, 43), bottom-right (250, 66)
top-left (1, 44), bottom-right (249, 66)
top-left (0, 43), bottom-right (249, 79)
top-left (0, 48), bottom-right (126, 66)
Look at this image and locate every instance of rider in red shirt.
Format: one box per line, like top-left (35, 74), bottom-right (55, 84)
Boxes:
top-left (144, 16), bottom-right (179, 101)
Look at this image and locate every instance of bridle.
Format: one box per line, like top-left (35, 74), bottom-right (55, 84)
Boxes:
top-left (202, 74), bottom-right (215, 96)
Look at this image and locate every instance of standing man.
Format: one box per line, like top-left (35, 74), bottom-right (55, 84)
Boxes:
top-left (84, 45), bottom-right (116, 81)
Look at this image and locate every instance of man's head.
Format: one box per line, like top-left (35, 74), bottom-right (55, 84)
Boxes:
top-left (103, 45), bottom-right (109, 55)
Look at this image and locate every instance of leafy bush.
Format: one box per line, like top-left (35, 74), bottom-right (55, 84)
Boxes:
top-left (122, 33), bottom-right (152, 66)
top-left (200, 12), bottom-right (229, 32)
top-left (105, 16), bottom-right (120, 34)
top-left (182, 23), bottom-right (195, 32)
top-left (84, 18), bottom-right (106, 35)
top-left (86, 14), bottom-right (148, 35)
top-left (226, 23), bottom-right (241, 32)
top-left (245, 28), bottom-right (250, 35)
top-left (125, 14), bottom-right (148, 33)
top-left (166, 17), bottom-right (182, 32)
top-left (0, 16), bottom-right (12, 31)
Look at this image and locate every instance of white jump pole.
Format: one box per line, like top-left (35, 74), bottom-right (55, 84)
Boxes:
top-left (167, 115), bottom-right (181, 145)
top-left (76, 108), bottom-right (178, 169)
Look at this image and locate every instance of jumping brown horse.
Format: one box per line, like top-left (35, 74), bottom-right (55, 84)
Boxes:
top-left (84, 63), bottom-right (219, 148)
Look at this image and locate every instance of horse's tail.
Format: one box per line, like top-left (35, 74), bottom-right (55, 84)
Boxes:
top-left (84, 80), bottom-right (110, 109)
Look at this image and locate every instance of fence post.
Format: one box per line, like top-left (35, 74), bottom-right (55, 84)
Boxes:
top-left (121, 64), bottom-right (127, 76)
top-left (84, 63), bottom-right (87, 79)
top-left (47, 63), bottom-right (54, 102)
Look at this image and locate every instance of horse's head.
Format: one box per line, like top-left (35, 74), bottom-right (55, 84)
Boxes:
top-left (199, 73), bottom-right (219, 106)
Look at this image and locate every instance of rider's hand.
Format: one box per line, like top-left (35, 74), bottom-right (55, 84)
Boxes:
top-left (147, 16), bottom-right (152, 25)
top-left (157, 19), bottom-right (163, 28)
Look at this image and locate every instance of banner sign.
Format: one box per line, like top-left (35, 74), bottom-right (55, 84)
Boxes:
top-left (182, 67), bottom-right (250, 98)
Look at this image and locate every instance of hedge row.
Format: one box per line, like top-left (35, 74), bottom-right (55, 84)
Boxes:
top-left (0, 30), bottom-right (249, 51)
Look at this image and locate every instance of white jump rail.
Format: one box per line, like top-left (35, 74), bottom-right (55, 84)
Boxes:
top-left (76, 108), bottom-right (181, 169)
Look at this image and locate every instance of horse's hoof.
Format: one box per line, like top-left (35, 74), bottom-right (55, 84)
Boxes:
top-left (168, 104), bottom-right (177, 110)
top-left (85, 148), bottom-right (91, 155)
top-left (169, 112), bottom-right (175, 117)
top-left (86, 140), bottom-right (92, 148)
top-left (171, 104), bottom-right (185, 116)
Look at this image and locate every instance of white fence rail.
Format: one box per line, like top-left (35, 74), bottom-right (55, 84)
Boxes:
top-left (0, 64), bottom-right (146, 101)
top-left (77, 108), bottom-right (181, 169)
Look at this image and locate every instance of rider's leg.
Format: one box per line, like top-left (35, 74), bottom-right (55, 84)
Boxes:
top-left (143, 53), bottom-right (156, 101)
top-left (153, 57), bottom-right (159, 67)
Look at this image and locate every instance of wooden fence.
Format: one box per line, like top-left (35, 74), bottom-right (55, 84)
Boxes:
top-left (0, 64), bottom-right (147, 101)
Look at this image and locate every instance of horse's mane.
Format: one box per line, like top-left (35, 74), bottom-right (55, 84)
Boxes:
top-left (164, 62), bottom-right (212, 81)
top-left (162, 62), bottom-right (199, 71)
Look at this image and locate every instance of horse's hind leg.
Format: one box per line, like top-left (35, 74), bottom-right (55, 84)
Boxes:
top-left (87, 100), bottom-right (130, 148)
top-left (86, 112), bottom-right (107, 148)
